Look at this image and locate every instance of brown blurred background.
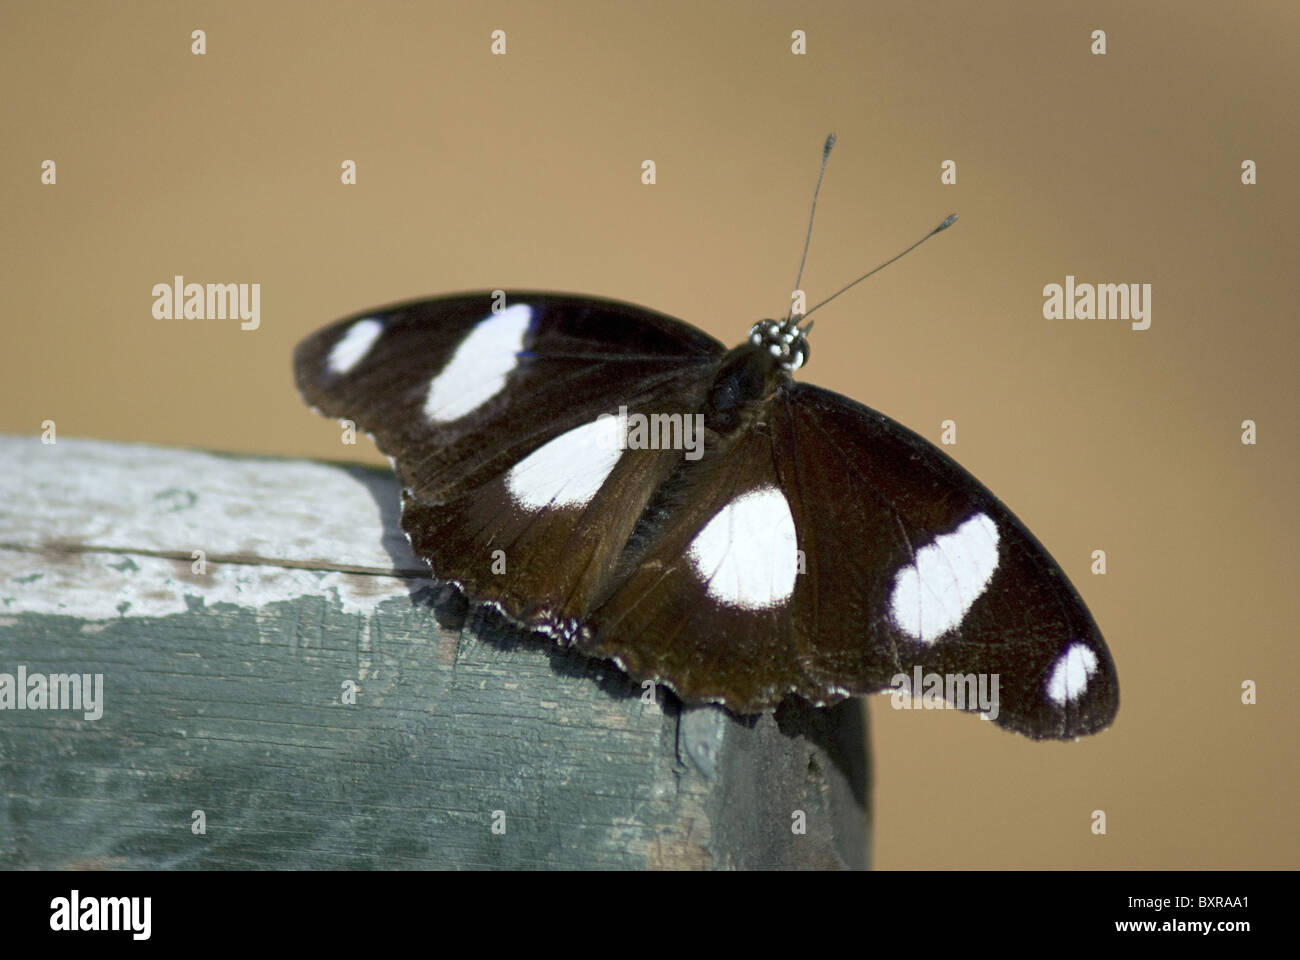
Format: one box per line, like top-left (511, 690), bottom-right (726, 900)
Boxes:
top-left (2, 1), bottom-right (1296, 868)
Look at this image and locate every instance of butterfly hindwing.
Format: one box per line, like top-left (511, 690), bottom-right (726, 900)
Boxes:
top-left (398, 377), bottom-right (709, 638)
top-left (578, 421), bottom-right (808, 708)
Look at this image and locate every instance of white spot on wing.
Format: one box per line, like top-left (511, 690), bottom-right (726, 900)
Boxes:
top-left (1045, 642), bottom-right (1098, 706)
top-left (506, 416), bottom-right (623, 510)
top-left (890, 512), bottom-right (999, 644)
top-left (687, 485), bottom-right (798, 610)
top-left (423, 304), bottom-right (532, 423)
top-left (327, 317), bottom-right (383, 375)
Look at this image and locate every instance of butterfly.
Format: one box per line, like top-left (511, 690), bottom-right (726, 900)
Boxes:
top-left (293, 142), bottom-right (1117, 741)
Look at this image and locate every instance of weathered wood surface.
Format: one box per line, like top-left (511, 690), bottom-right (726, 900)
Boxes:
top-left (0, 436), bottom-right (869, 869)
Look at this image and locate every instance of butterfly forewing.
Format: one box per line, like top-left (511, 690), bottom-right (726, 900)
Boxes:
top-left (294, 293), bottom-right (723, 503)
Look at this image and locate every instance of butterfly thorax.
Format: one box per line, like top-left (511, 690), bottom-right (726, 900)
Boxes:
top-left (704, 338), bottom-right (794, 435)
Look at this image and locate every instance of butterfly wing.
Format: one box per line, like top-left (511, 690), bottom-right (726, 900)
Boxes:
top-left (294, 291), bottom-right (726, 632)
top-left (581, 380), bottom-right (1118, 740)
top-left (773, 384), bottom-right (1117, 739)
top-left (577, 417), bottom-right (810, 709)
top-left (295, 292), bottom-right (723, 499)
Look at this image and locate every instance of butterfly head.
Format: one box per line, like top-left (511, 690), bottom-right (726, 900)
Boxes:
top-left (748, 319), bottom-right (809, 372)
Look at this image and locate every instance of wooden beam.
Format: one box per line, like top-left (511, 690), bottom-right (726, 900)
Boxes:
top-left (0, 437), bottom-right (869, 869)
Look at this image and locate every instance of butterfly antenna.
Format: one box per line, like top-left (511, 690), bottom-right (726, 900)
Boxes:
top-left (800, 214), bottom-right (958, 322)
top-left (786, 133), bottom-right (837, 322)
